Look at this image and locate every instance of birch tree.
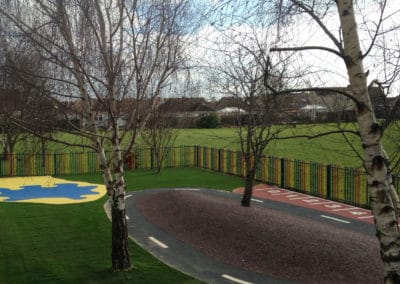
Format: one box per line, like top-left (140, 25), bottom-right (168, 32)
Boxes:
top-left (0, 0), bottom-right (191, 271)
top-left (263, 0), bottom-right (400, 281)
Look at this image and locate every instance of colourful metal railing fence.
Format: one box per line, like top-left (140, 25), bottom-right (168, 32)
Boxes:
top-left (133, 145), bottom-right (196, 169)
top-left (195, 145), bottom-right (395, 208)
top-left (1, 145), bottom-right (399, 208)
top-left (0, 152), bottom-right (101, 177)
top-left (0, 146), bottom-right (196, 177)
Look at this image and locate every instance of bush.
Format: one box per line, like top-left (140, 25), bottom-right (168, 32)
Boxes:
top-left (197, 113), bottom-right (220, 128)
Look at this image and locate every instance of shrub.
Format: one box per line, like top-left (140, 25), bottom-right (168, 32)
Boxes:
top-left (197, 113), bottom-right (220, 128)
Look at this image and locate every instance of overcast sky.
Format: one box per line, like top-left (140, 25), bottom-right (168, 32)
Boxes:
top-left (187, 0), bottom-right (400, 98)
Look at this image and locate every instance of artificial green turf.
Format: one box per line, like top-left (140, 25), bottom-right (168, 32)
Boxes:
top-left (0, 168), bottom-right (243, 284)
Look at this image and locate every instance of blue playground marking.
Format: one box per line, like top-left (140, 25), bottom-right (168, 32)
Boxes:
top-left (0, 183), bottom-right (98, 202)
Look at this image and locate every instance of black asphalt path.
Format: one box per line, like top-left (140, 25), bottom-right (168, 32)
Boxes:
top-left (124, 188), bottom-right (376, 284)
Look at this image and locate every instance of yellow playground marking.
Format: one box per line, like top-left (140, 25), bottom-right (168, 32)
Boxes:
top-left (0, 176), bottom-right (107, 204)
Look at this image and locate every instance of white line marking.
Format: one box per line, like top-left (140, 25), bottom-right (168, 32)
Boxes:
top-left (173, 188), bottom-right (201, 191)
top-left (332, 207), bottom-right (358, 212)
top-left (148, 236), bottom-right (168, 249)
top-left (222, 274), bottom-right (253, 284)
top-left (288, 197), bottom-right (309, 200)
top-left (125, 194), bottom-right (132, 199)
top-left (270, 192), bottom-right (292, 196)
top-left (126, 215), bottom-right (130, 220)
top-left (251, 198), bottom-right (264, 203)
top-left (348, 211), bottom-right (368, 216)
top-left (301, 198), bottom-right (323, 203)
top-left (321, 215), bottom-right (351, 224)
top-left (309, 202), bottom-right (335, 206)
top-left (357, 215), bottom-right (374, 219)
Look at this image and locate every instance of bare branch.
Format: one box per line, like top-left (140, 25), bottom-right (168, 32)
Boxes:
top-left (270, 46), bottom-right (343, 58)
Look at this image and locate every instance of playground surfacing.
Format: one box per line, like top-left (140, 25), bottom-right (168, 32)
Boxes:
top-left (0, 176), bottom-right (106, 204)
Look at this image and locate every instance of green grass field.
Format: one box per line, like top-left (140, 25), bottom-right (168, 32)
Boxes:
top-left (174, 124), bottom-right (365, 168)
top-left (174, 123), bottom-right (400, 170)
top-left (0, 168), bottom-right (243, 284)
top-left (15, 122), bottom-right (400, 169)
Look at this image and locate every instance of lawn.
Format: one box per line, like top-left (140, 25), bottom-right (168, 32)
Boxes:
top-left (175, 124), bottom-right (365, 168)
top-left (0, 168), bottom-right (244, 284)
top-left (14, 122), bottom-right (400, 169)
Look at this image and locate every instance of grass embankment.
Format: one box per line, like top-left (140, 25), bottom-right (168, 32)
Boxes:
top-left (0, 168), bottom-right (243, 284)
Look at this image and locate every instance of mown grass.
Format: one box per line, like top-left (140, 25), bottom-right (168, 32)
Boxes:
top-left (14, 122), bottom-right (400, 169)
top-left (176, 123), bottom-right (400, 170)
top-left (0, 168), bottom-right (243, 284)
top-left (175, 124), bottom-right (365, 168)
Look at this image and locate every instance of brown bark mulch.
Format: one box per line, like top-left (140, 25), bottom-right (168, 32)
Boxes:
top-left (136, 190), bottom-right (383, 283)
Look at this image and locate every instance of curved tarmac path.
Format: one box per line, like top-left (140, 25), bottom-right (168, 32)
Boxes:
top-left (124, 188), bottom-right (382, 284)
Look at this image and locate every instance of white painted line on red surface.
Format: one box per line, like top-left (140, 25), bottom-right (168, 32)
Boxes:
top-left (348, 211), bottom-right (368, 216)
top-left (288, 197), bottom-right (310, 200)
top-left (251, 198), bottom-right (264, 203)
top-left (301, 198), bottom-right (323, 203)
top-left (269, 192), bottom-right (292, 196)
top-left (309, 201), bottom-right (335, 206)
top-left (357, 215), bottom-right (374, 219)
top-left (321, 215), bottom-right (351, 224)
top-left (148, 236), bottom-right (168, 249)
top-left (332, 207), bottom-right (358, 212)
top-left (222, 274), bottom-right (253, 284)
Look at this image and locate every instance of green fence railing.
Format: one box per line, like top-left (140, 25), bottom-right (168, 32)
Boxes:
top-left (1, 145), bottom-right (398, 208)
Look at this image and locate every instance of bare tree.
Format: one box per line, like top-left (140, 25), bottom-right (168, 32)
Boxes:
top-left (207, 20), bottom-right (290, 206)
top-left (0, 33), bottom-right (52, 159)
top-left (0, 0), bottom-right (192, 271)
top-left (232, 58), bottom-right (289, 207)
top-left (0, 89), bottom-right (28, 158)
top-left (141, 102), bottom-right (179, 173)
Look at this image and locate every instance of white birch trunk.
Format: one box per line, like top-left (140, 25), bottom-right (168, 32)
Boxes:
top-left (337, 1), bottom-right (400, 282)
top-left (97, 139), bottom-right (131, 271)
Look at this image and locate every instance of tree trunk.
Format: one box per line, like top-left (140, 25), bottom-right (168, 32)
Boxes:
top-left (241, 168), bottom-right (256, 207)
top-left (41, 137), bottom-right (46, 167)
top-left (111, 205), bottom-right (131, 271)
top-left (111, 141), bottom-right (132, 271)
top-left (156, 149), bottom-right (162, 174)
top-left (98, 147), bottom-right (131, 271)
top-left (110, 178), bottom-right (131, 271)
top-left (337, 1), bottom-right (400, 282)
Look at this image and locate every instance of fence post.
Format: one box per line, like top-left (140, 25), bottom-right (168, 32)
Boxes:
top-left (150, 147), bottom-right (154, 170)
top-left (195, 145), bottom-right (199, 168)
top-left (218, 149), bottom-right (222, 172)
top-left (54, 153), bottom-right (58, 176)
top-left (327, 164), bottom-right (332, 200)
top-left (281, 157), bottom-right (285, 188)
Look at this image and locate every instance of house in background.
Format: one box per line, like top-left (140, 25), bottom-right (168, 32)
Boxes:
top-left (300, 105), bottom-right (328, 122)
top-left (64, 98), bottom-right (154, 130)
top-left (158, 97), bottom-right (216, 127)
top-left (276, 85), bottom-right (392, 123)
top-left (52, 84), bottom-right (398, 129)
